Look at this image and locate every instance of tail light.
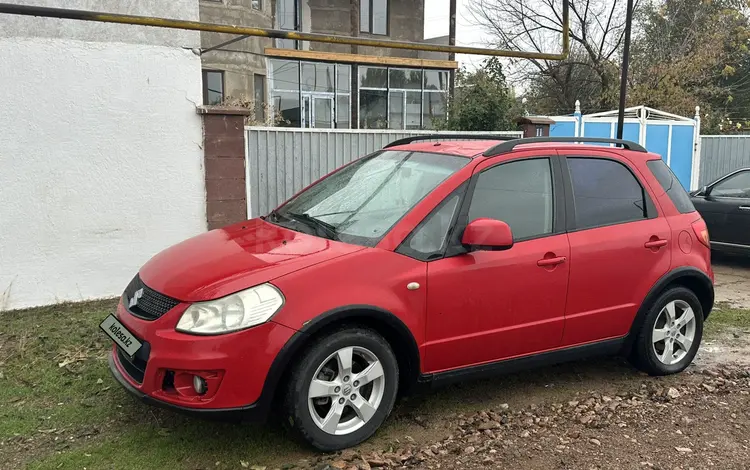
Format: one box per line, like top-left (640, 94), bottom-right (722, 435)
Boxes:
top-left (692, 218), bottom-right (710, 248)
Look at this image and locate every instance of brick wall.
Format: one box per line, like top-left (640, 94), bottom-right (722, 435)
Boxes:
top-left (197, 106), bottom-right (251, 230)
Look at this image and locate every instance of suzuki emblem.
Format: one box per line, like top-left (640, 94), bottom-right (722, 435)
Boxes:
top-left (128, 288), bottom-right (144, 308)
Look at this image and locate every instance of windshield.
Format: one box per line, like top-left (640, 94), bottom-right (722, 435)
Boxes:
top-left (268, 150), bottom-right (469, 247)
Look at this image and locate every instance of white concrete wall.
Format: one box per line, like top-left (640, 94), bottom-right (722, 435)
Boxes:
top-left (0, 1), bottom-right (206, 310)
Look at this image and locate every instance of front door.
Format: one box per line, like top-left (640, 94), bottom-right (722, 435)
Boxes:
top-left (423, 156), bottom-right (569, 373)
top-left (313, 96), bottom-right (334, 129)
top-left (301, 95), bottom-right (335, 129)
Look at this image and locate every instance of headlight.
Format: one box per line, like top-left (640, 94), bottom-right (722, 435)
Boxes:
top-left (176, 283), bottom-right (284, 335)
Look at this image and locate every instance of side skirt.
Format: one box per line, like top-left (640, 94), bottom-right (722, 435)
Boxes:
top-left (419, 337), bottom-right (626, 388)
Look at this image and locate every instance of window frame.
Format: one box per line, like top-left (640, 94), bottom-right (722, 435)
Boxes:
top-left (202, 69), bottom-right (225, 105)
top-left (560, 155), bottom-right (659, 233)
top-left (360, 0), bottom-right (390, 36)
top-left (268, 59), bottom-right (352, 129)
top-left (357, 66), bottom-right (449, 130)
top-left (252, 0), bottom-right (262, 10)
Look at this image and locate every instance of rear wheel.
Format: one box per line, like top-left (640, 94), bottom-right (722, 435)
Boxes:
top-left (631, 287), bottom-right (703, 376)
top-left (283, 328), bottom-right (399, 451)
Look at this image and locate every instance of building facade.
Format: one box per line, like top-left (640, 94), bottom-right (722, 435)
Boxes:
top-left (199, 0), bottom-right (455, 129)
top-left (0, 0), bottom-right (206, 310)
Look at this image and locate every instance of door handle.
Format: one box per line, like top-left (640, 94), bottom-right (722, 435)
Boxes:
top-left (740, 206), bottom-right (750, 211)
top-left (537, 256), bottom-right (567, 267)
top-left (644, 239), bottom-right (668, 249)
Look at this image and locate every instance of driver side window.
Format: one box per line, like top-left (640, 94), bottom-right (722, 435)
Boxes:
top-left (467, 158), bottom-right (554, 241)
top-left (712, 171), bottom-right (750, 198)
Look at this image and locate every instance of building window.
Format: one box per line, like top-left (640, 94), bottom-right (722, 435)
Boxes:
top-left (254, 74), bottom-right (266, 122)
top-left (252, 0), bottom-right (261, 10)
top-left (269, 59), bottom-right (351, 129)
top-left (536, 125), bottom-right (544, 137)
top-left (360, 0), bottom-right (388, 35)
top-left (202, 70), bottom-right (224, 105)
top-left (359, 66), bottom-right (448, 129)
top-left (276, 0), bottom-right (299, 49)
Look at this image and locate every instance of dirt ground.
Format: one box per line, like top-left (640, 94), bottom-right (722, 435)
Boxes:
top-left (713, 253), bottom-right (750, 309)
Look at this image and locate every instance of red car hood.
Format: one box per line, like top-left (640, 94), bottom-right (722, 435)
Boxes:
top-left (139, 219), bottom-right (364, 302)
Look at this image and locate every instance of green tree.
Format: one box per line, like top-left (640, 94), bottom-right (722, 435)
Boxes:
top-left (437, 58), bottom-right (516, 131)
top-left (629, 0), bottom-right (750, 132)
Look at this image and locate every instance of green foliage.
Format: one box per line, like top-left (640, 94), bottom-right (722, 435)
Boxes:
top-left (628, 0), bottom-right (750, 132)
top-left (476, 0), bottom-right (750, 128)
top-left (436, 58), bottom-right (516, 131)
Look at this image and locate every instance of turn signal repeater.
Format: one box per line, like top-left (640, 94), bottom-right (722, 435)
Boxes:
top-left (691, 219), bottom-right (710, 248)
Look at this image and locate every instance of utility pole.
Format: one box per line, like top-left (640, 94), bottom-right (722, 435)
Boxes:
top-left (448, 0), bottom-right (457, 97)
top-left (616, 0), bottom-right (635, 140)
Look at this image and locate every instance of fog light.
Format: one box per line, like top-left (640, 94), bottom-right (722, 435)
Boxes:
top-left (193, 375), bottom-right (207, 395)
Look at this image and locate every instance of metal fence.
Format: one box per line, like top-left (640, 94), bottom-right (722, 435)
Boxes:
top-left (245, 128), bottom-right (522, 217)
top-left (699, 136), bottom-right (750, 186)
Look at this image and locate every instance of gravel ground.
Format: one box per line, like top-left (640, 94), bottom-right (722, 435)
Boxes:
top-left (297, 365), bottom-right (750, 470)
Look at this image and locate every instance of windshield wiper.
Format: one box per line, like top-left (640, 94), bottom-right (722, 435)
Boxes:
top-left (285, 212), bottom-right (338, 240)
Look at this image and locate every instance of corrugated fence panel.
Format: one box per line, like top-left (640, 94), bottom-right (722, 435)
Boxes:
top-left (245, 128), bottom-right (522, 217)
top-left (699, 136), bottom-right (750, 186)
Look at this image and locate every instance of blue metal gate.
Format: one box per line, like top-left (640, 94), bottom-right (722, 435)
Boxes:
top-left (549, 104), bottom-right (701, 189)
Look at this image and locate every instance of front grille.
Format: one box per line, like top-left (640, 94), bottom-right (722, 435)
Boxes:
top-left (122, 274), bottom-right (180, 321)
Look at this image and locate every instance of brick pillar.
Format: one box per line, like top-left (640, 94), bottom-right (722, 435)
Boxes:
top-left (197, 106), bottom-right (253, 230)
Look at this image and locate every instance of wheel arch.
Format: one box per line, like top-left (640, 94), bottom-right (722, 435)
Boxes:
top-left (257, 305), bottom-right (421, 418)
top-left (622, 267), bottom-right (714, 355)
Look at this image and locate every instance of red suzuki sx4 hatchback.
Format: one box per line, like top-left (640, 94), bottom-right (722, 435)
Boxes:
top-left (102, 136), bottom-right (714, 450)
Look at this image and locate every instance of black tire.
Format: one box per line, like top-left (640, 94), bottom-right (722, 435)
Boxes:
top-left (283, 327), bottom-right (399, 451)
top-left (630, 286), bottom-right (704, 376)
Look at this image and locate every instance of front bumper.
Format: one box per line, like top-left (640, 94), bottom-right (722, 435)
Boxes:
top-left (108, 299), bottom-right (297, 416)
top-left (109, 352), bottom-right (262, 422)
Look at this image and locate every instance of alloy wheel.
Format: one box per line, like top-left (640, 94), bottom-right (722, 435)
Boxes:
top-left (652, 300), bottom-right (697, 365)
top-left (307, 346), bottom-right (386, 435)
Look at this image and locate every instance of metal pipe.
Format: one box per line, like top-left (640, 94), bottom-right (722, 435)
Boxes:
top-left (616, 0), bottom-right (634, 140)
top-left (0, 2), bottom-right (571, 60)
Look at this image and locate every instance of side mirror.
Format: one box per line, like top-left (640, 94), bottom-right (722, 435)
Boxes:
top-left (461, 218), bottom-right (514, 251)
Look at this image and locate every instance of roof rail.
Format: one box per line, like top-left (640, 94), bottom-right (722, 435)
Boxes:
top-left (384, 134), bottom-right (517, 149)
top-left (483, 137), bottom-right (647, 157)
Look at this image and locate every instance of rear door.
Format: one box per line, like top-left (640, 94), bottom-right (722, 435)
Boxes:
top-left (559, 152), bottom-right (671, 346)
top-left (693, 170), bottom-right (750, 247)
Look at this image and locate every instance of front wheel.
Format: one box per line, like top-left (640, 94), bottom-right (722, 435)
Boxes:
top-left (631, 286), bottom-right (704, 376)
top-left (283, 328), bottom-right (399, 451)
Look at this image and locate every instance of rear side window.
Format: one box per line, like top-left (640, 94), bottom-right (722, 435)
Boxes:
top-left (567, 158), bottom-right (648, 230)
top-left (646, 159), bottom-right (696, 213)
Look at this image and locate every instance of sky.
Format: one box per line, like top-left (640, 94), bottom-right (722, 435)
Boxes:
top-left (423, 0), bottom-right (487, 70)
